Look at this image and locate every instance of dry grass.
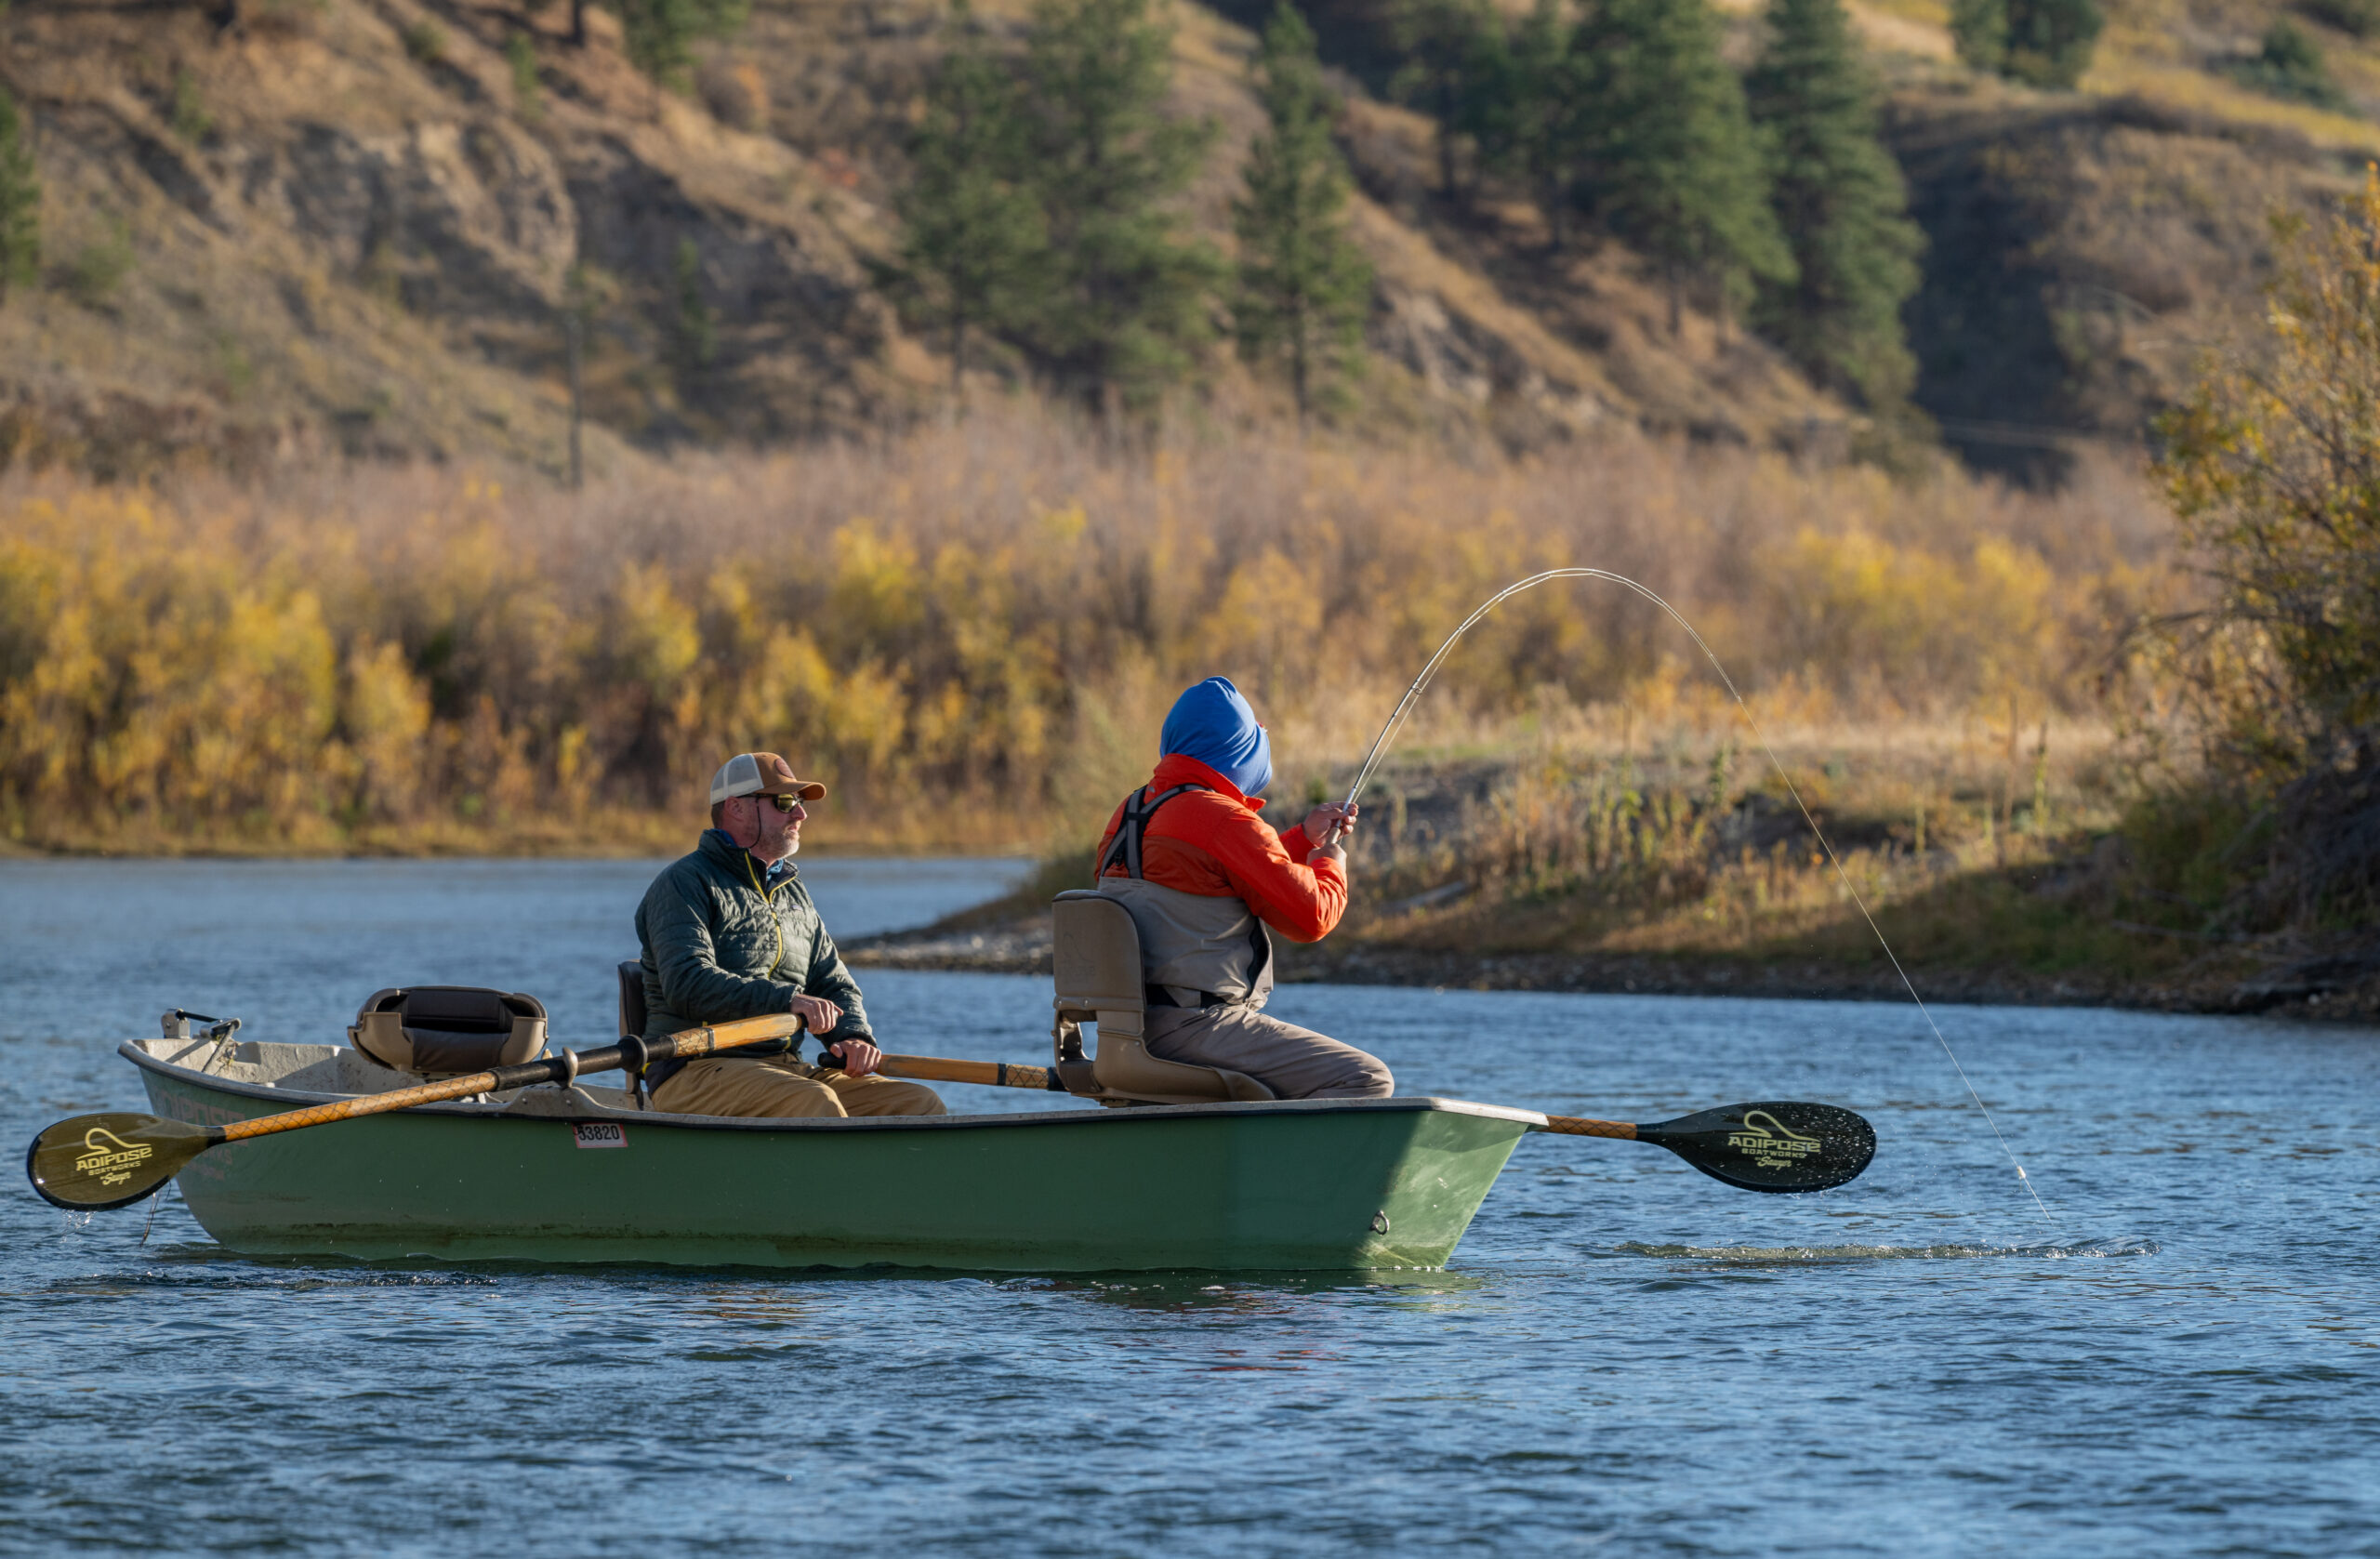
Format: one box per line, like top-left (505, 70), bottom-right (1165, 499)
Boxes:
top-left (0, 407), bottom-right (2184, 856)
top-left (1329, 702), bottom-right (2173, 959)
top-left (2084, 54), bottom-right (2380, 152)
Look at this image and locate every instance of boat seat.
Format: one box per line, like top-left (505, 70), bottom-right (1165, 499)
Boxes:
top-left (617, 960), bottom-right (647, 1038)
top-left (617, 960), bottom-right (652, 1109)
top-left (1051, 890), bottom-right (1274, 1106)
top-left (350, 986), bottom-right (547, 1075)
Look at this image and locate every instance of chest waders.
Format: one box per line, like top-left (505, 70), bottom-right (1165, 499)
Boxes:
top-left (1095, 784), bottom-right (1273, 1008)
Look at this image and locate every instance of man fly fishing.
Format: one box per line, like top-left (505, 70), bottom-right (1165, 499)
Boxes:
top-left (1093, 678), bottom-right (1393, 1100)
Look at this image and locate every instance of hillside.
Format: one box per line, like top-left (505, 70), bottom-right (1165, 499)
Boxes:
top-left (0, 0), bottom-right (2371, 474)
top-left (0, 0), bottom-right (1840, 476)
top-left (1876, 0), bottom-right (2373, 480)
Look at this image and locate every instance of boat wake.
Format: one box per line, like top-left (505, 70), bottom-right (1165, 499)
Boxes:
top-left (1612, 1236), bottom-right (2160, 1262)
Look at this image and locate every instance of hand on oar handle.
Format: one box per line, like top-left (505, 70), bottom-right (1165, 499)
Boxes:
top-left (26, 1013), bottom-right (810, 1212)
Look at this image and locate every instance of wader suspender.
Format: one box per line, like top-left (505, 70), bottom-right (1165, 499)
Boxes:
top-left (1094, 783), bottom-right (1273, 1006)
top-left (1094, 783), bottom-right (1208, 880)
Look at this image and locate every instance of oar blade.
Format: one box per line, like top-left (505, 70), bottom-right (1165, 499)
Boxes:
top-left (1635, 1101), bottom-right (1875, 1194)
top-left (25, 1114), bottom-right (215, 1210)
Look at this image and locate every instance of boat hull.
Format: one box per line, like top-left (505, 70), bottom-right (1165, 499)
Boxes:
top-left (131, 1043), bottom-right (1534, 1272)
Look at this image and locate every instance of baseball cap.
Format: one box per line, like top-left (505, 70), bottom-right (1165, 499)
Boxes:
top-left (708, 752), bottom-right (827, 805)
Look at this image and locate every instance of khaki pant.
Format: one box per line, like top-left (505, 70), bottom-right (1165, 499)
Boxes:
top-left (1144, 1005), bottom-right (1395, 1100)
top-left (651, 1056), bottom-right (945, 1119)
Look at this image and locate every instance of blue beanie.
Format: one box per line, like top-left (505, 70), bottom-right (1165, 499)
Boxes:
top-left (1159, 678), bottom-right (1272, 797)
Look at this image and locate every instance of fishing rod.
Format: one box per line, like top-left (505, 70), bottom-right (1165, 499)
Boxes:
top-left (1343, 569), bottom-right (1743, 811)
top-left (1336, 568), bottom-right (2056, 1227)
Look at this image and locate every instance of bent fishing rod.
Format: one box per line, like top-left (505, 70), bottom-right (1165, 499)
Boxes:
top-left (1342, 568), bottom-right (1748, 811)
top-left (1329, 566), bottom-right (2050, 1224)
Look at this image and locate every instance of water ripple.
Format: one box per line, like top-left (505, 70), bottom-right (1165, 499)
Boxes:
top-left (1, 858), bottom-right (2375, 1557)
top-left (1611, 1235), bottom-right (2164, 1262)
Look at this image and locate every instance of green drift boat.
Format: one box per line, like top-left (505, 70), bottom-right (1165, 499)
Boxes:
top-left (48, 900), bottom-right (1870, 1269)
top-left (121, 1037), bottom-right (1540, 1273)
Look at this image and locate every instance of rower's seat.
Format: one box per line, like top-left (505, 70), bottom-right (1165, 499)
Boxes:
top-left (1051, 890), bottom-right (1274, 1105)
top-left (616, 960), bottom-right (653, 1108)
top-left (617, 960), bottom-right (647, 1039)
top-left (350, 985), bottom-right (547, 1074)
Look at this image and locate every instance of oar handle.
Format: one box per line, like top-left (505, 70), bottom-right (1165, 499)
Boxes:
top-left (218, 1014), bottom-right (807, 1144)
top-left (875, 1053), bottom-right (1059, 1090)
top-left (1540, 1115), bottom-right (1638, 1141)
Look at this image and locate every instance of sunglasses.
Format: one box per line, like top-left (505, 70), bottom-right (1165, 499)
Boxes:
top-left (747, 793), bottom-right (804, 813)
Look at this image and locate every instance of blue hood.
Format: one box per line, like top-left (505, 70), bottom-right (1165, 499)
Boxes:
top-left (1159, 678), bottom-right (1272, 797)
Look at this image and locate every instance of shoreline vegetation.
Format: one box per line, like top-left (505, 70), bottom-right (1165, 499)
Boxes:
top-left (0, 405), bottom-right (2167, 862)
top-left (7, 188), bottom-right (2378, 1018)
top-left (840, 740), bottom-right (2380, 1023)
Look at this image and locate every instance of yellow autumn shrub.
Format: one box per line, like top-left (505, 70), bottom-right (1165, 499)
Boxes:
top-left (0, 415), bottom-right (2175, 852)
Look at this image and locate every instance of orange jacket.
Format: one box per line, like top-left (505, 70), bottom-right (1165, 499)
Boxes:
top-left (1094, 754), bottom-right (1347, 943)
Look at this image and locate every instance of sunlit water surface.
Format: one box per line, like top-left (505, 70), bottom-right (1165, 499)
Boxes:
top-left (2, 858), bottom-right (2375, 1555)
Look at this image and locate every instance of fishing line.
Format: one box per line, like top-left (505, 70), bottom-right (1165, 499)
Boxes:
top-left (1344, 569), bottom-right (2056, 1229)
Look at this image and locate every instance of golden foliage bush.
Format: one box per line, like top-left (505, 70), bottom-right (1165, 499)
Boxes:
top-left (2153, 166), bottom-right (2380, 922)
top-left (0, 415), bottom-right (2175, 852)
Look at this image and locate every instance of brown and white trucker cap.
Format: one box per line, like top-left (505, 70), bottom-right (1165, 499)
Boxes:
top-left (708, 752), bottom-right (827, 805)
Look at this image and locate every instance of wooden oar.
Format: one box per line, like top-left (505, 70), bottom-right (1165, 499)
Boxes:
top-left (870, 1054), bottom-right (1875, 1194)
top-left (25, 1014), bottom-right (808, 1212)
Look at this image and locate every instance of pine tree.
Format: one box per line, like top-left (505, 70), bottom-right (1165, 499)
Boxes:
top-left (603, 0), bottom-right (748, 92)
top-left (894, 2), bottom-right (1045, 403)
top-left (1950, 0), bottom-right (2100, 88)
top-left (1466, 0), bottom-right (1585, 248)
top-left (1233, 4), bottom-right (1373, 424)
top-left (1947, 0), bottom-right (2007, 76)
top-left (1017, 0), bottom-right (1221, 416)
top-left (508, 33), bottom-right (545, 123)
top-left (1579, 0), bottom-right (1791, 334)
top-left (1745, 0), bottom-right (1924, 409)
top-left (1389, 0), bottom-right (1494, 199)
top-left (672, 236), bottom-right (717, 382)
top-left (0, 87), bottom-right (38, 309)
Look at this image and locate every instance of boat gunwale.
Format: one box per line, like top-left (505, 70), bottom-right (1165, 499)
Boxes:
top-left (119, 1040), bottom-right (1550, 1135)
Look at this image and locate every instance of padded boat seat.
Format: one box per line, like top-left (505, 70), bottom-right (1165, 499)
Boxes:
top-left (618, 960), bottom-right (647, 1038)
top-left (350, 986), bottom-right (547, 1074)
top-left (1051, 890), bottom-right (1274, 1106)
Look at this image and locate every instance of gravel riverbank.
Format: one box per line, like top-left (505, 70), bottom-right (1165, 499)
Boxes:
top-left (844, 913), bottom-right (2380, 1021)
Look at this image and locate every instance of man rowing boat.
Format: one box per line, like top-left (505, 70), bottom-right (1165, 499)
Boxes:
top-left (632, 752), bottom-right (945, 1119)
top-left (1093, 679), bottom-right (1393, 1100)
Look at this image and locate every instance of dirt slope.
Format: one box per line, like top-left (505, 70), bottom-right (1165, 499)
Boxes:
top-left (0, 0), bottom-right (2366, 476)
top-left (0, 0), bottom-right (1845, 474)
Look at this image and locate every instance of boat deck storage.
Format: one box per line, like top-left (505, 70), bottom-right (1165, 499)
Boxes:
top-left (123, 1038), bottom-right (1541, 1272)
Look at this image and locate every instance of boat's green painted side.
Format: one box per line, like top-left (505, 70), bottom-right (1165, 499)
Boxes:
top-left (134, 1048), bottom-right (1531, 1272)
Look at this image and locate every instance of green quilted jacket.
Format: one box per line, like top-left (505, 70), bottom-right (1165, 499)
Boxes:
top-left (634, 829), bottom-right (871, 1088)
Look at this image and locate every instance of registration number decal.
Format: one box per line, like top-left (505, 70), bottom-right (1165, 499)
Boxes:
top-left (572, 1121), bottom-right (628, 1149)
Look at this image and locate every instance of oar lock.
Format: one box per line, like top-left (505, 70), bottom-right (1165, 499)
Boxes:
top-left (161, 1010), bottom-right (241, 1043)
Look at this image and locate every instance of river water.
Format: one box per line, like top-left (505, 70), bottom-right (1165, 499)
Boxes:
top-left (1, 857), bottom-right (2374, 1555)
